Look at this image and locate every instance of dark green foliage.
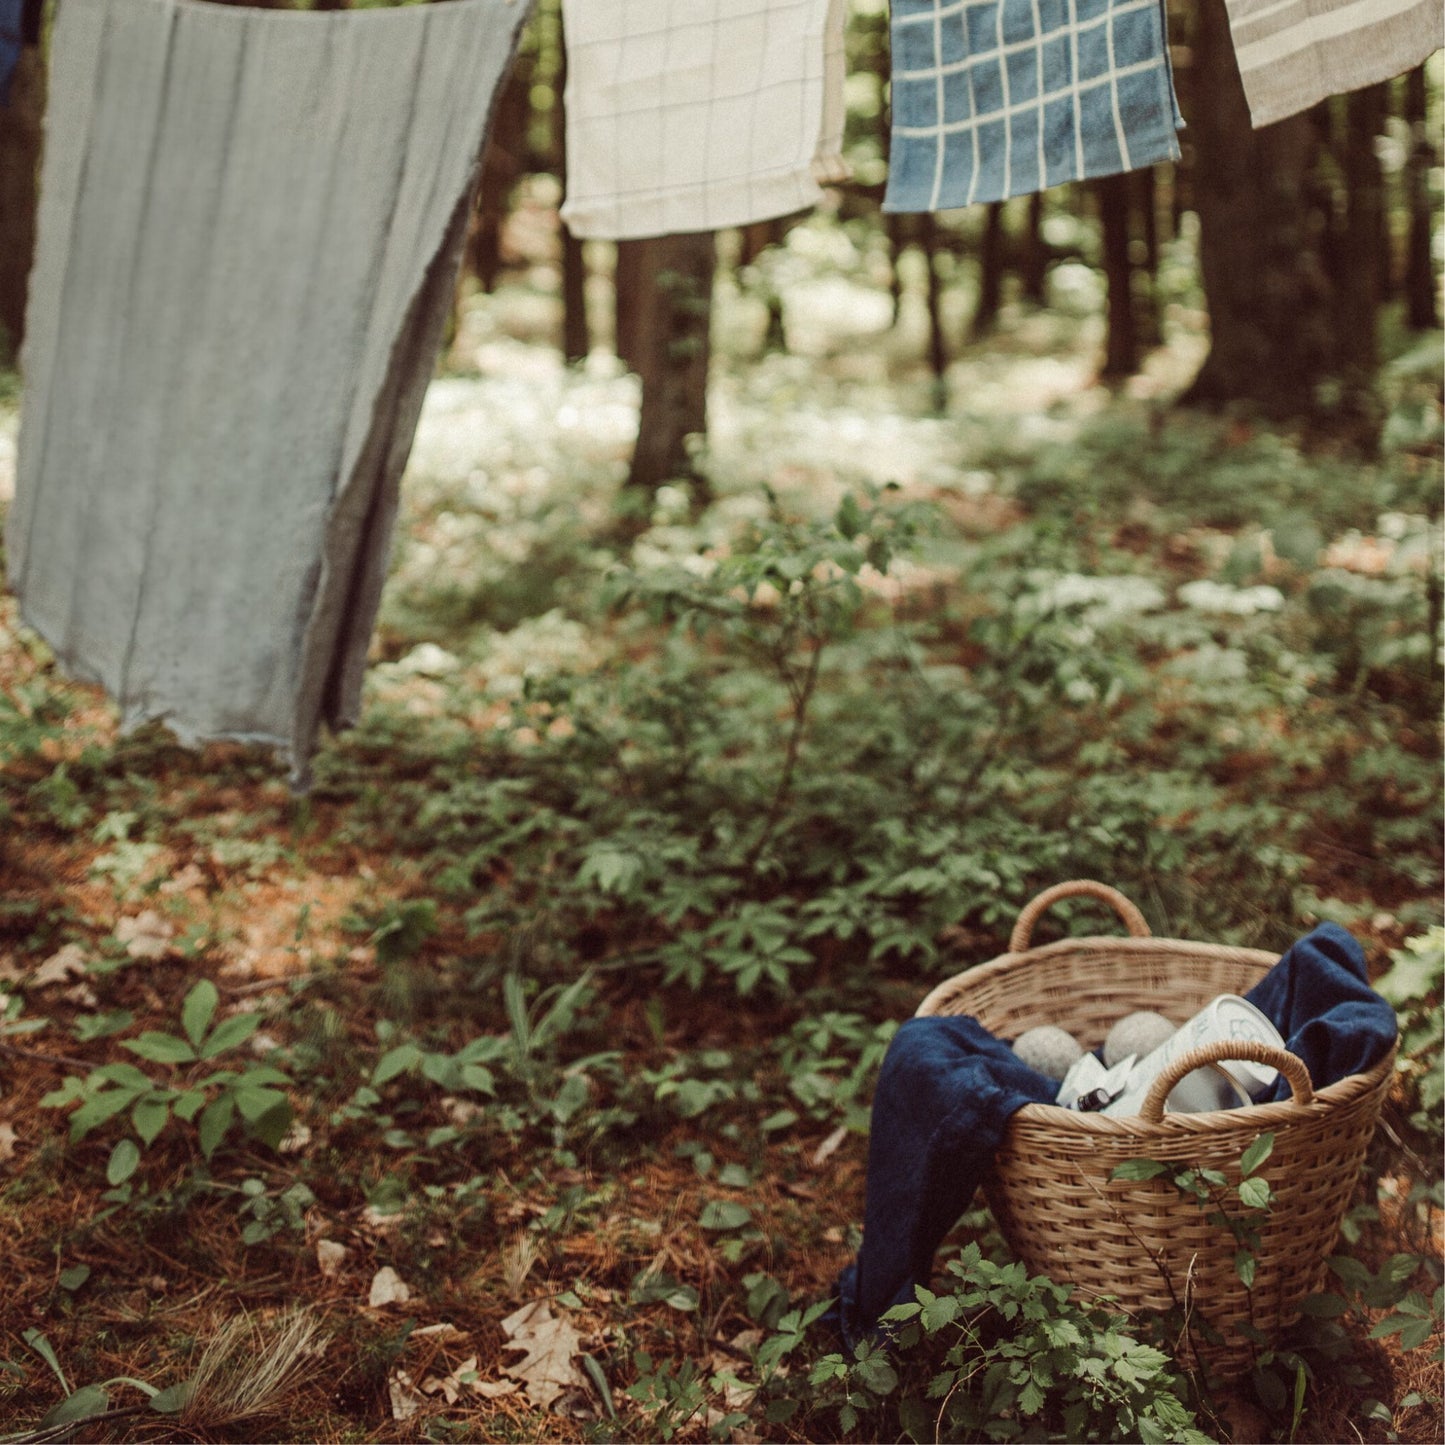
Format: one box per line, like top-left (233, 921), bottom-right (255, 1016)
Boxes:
top-left (793, 1244), bottom-right (1211, 1442)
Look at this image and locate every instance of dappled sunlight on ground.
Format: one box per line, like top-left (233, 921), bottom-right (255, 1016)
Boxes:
top-left (0, 210), bottom-right (1439, 1442)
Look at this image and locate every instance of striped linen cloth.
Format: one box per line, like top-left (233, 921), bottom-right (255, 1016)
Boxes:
top-left (1224, 0), bottom-right (1443, 127)
top-left (884, 0), bottom-right (1182, 212)
top-left (560, 0), bottom-right (850, 241)
top-left (7, 0), bottom-right (530, 784)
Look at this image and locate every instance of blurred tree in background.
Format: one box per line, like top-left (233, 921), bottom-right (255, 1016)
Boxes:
top-left (0, 0), bottom-right (1437, 450)
top-left (0, 40), bottom-right (42, 364)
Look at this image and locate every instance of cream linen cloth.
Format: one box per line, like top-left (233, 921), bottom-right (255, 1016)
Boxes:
top-left (560, 0), bottom-right (850, 241)
top-left (7, 0), bottom-right (530, 785)
top-left (1224, 0), bottom-right (1443, 127)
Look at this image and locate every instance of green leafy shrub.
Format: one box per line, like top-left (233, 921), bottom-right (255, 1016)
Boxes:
top-left (40, 981), bottom-right (293, 1187)
top-left (1376, 927), bottom-right (1444, 1147)
top-left (795, 1244), bottom-right (1209, 1443)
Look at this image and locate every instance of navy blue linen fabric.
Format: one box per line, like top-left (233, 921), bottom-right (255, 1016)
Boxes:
top-left (828, 1015), bottom-right (1057, 1347)
top-left (1244, 922), bottom-right (1398, 1103)
top-left (829, 924), bottom-right (1396, 1348)
top-left (884, 0), bottom-right (1182, 212)
top-left (1, 0), bottom-right (24, 107)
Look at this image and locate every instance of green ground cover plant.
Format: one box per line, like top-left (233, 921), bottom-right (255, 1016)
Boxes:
top-left (0, 220), bottom-right (1440, 1441)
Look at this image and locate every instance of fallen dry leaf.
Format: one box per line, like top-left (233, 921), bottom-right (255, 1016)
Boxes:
top-left (250, 1031), bottom-right (284, 1058)
top-left (472, 1379), bottom-right (519, 1400)
top-left (413, 1323), bottom-right (469, 1344)
top-left (0, 954), bottom-right (23, 984)
top-left (361, 1205), bottom-right (405, 1233)
top-left (115, 911), bottom-right (173, 960)
top-left (30, 943), bottom-right (88, 988)
top-left (159, 863), bottom-right (207, 895)
top-left (389, 1368), bottom-right (426, 1421)
top-left (500, 1299), bottom-right (587, 1410)
top-left (810, 1124), bottom-right (849, 1167)
top-left (707, 1332), bottom-right (760, 1414)
top-left (421, 1353), bottom-right (478, 1405)
top-left (368, 1266), bottom-right (411, 1307)
top-left (0, 1123), bottom-right (18, 1163)
top-left (277, 1122), bottom-right (311, 1154)
top-left (440, 1095), bottom-right (483, 1126)
top-left (316, 1240), bottom-right (348, 1277)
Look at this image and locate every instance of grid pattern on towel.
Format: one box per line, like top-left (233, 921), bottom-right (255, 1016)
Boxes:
top-left (883, 0), bottom-right (1181, 213)
top-left (1224, 0), bottom-right (1443, 128)
top-left (560, 0), bottom-right (839, 240)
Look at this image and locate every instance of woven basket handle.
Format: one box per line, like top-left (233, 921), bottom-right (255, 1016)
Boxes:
top-left (1010, 880), bottom-right (1151, 954)
top-left (1139, 1039), bottom-right (1314, 1122)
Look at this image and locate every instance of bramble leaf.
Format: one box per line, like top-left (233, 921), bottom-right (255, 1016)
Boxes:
top-left (106, 1139), bottom-right (140, 1186)
top-left (199, 1012), bottom-right (263, 1060)
top-left (1110, 1158), bottom-right (1170, 1182)
top-left (181, 980), bottom-right (219, 1050)
top-left (1240, 1132), bottom-right (1275, 1177)
top-left (122, 1032), bottom-right (196, 1065)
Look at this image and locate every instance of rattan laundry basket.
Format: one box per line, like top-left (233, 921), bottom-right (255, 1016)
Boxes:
top-left (916, 880), bottom-right (1397, 1379)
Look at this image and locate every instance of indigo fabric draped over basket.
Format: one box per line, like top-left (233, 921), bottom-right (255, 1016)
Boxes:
top-left (6, 0), bottom-right (531, 784)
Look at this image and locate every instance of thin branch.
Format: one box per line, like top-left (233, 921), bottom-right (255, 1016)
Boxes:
top-left (0, 1038), bottom-right (95, 1071)
top-left (0, 1404), bottom-right (146, 1445)
top-left (742, 634), bottom-right (825, 874)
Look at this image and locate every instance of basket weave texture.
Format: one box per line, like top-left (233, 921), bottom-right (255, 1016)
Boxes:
top-left (916, 881), bottom-right (1396, 1378)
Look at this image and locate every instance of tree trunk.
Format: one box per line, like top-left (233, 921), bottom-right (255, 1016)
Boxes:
top-left (1179, 0), bottom-right (1336, 417)
top-left (919, 212), bottom-right (948, 411)
top-left (625, 231), bottom-right (714, 500)
top-left (1336, 83), bottom-right (1387, 374)
top-left (1402, 65), bottom-right (1439, 331)
top-left (613, 239), bottom-right (648, 375)
top-left (1096, 171), bottom-right (1139, 378)
top-left (885, 212), bottom-right (907, 322)
top-left (554, 19), bottom-right (588, 362)
top-left (470, 66), bottom-right (530, 295)
top-left (737, 218), bottom-right (787, 351)
top-left (738, 218), bottom-right (783, 268)
top-left (560, 229), bottom-right (589, 363)
top-left (1136, 165), bottom-right (1162, 345)
top-left (972, 201), bottom-right (1006, 338)
top-left (1020, 191), bottom-right (1048, 304)
top-left (0, 44), bottom-right (43, 365)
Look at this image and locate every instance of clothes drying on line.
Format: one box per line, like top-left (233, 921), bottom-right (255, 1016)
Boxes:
top-left (559, 0), bottom-right (850, 241)
top-left (6, 0), bottom-right (532, 786)
top-left (1223, 0), bottom-right (1444, 128)
top-left (883, 0), bottom-right (1183, 212)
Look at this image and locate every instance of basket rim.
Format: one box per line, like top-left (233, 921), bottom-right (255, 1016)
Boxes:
top-left (920, 932), bottom-right (1283, 1005)
top-left (917, 931), bottom-right (1399, 1139)
top-left (998, 1046), bottom-right (1396, 1139)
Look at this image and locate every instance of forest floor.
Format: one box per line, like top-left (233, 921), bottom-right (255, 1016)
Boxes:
top-left (0, 214), bottom-right (1442, 1443)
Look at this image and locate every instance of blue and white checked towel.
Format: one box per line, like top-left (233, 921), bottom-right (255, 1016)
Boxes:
top-left (884, 0), bottom-right (1183, 212)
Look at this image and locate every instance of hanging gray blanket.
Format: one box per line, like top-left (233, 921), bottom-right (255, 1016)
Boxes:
top-left (5, 0), bottom-right (530, 784)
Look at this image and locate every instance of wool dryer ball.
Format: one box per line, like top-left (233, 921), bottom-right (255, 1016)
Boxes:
top-left (1011, 1025), bottom-right (1085, 1081)
top-left (1103, 1010), bottom-right (1177, 1068)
